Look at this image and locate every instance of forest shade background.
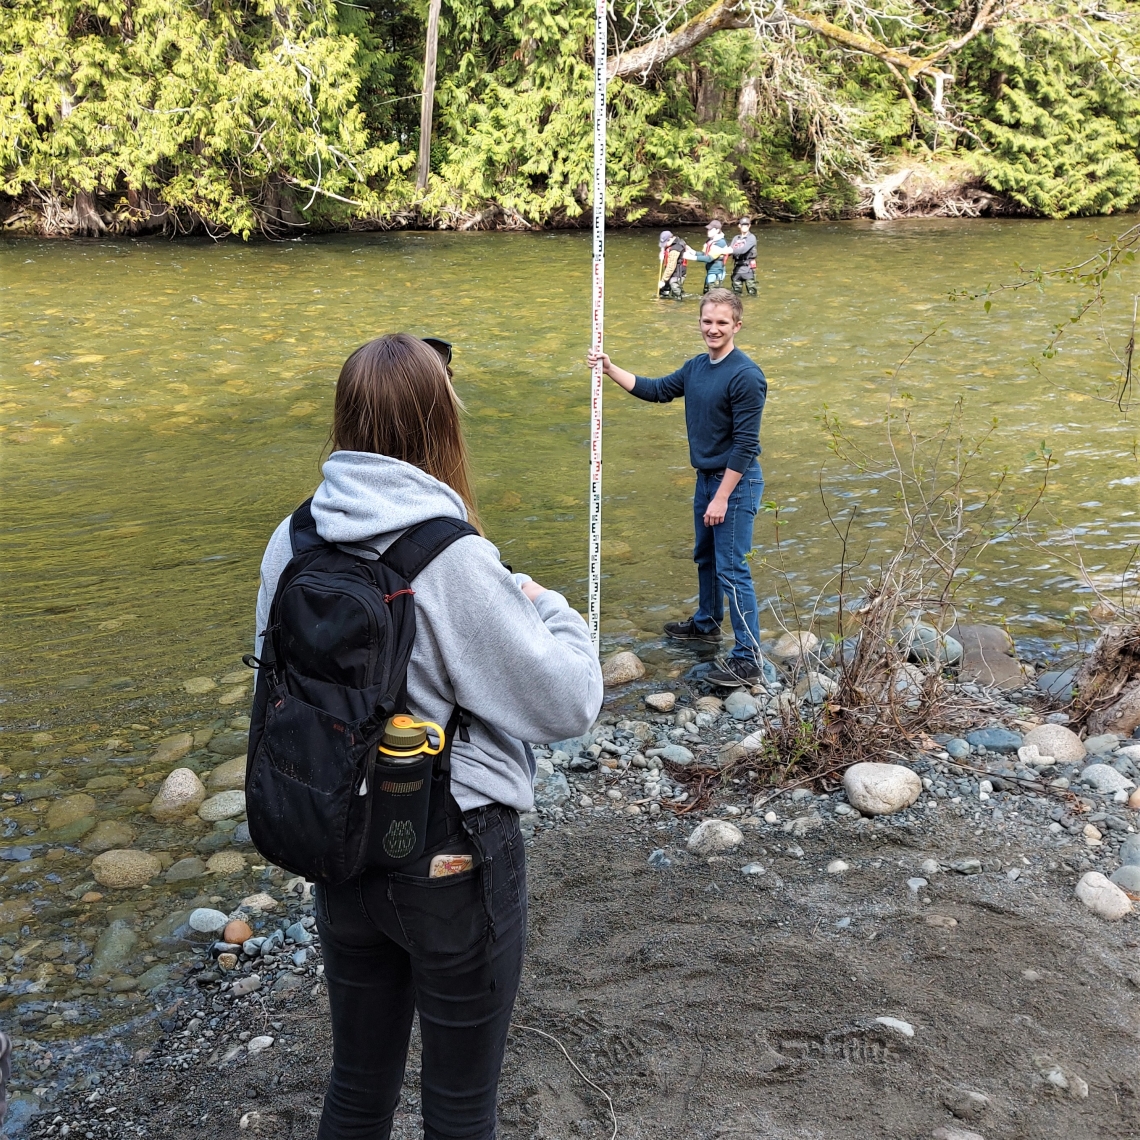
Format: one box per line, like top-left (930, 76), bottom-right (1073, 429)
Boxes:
top-left (2, 0), bottom-right (1139, 238)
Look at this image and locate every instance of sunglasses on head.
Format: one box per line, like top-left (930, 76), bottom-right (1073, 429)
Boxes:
top-left (422, 337), bottom-right (453, 366)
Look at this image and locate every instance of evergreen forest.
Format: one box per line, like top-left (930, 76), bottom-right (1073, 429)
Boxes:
top-left (3, 0), bottom-right (1139, 237)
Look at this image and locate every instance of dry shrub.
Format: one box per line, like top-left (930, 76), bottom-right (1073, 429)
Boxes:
top-left (746, 366), bottom-right (1053, 788)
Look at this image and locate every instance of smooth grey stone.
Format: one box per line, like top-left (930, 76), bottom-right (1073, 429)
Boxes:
top-left (965, 727), bottom-right (1023, 754)
top-left (232, 821), bottom-right (252, 846)
top-left (91, 919), bottom-right (137, 976)
top-left (1119, 834), bottom-right (1140, 866)
top-left (1084, 734), bottom-right (1121, 756)
top-left (284, 922), bottom-right (311, 945)
top-left (292, 948), bottom-right (308, 967)
top-left (207, 732), bottom-right (248, 758)
top-left (1109, 865), bottom-right (1140, 892)
top-left (196, 830), bottom-right (233, 855)
top-left (1038, 668), bottom-right (1077, 700)
top-left (273, 973), bottom-right (303, 994)
top-left (945, 738), bottom-right (971, 759)
top-left (165, 856), bottom-right (207, 883)
top-left (135, 964), bottom-right (172, 992)
top-left (950, 858), bottom-right (983, 875)
top-left (647, 849), bottom-right (672, 868)
top-left (243, 937), bottom-right (266, 957)
top-left (653, 744), bottom-right (695, 766)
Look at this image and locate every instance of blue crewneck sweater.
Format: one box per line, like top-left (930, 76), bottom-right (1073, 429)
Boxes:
top-left (631, 347), bottom-right (766, 473)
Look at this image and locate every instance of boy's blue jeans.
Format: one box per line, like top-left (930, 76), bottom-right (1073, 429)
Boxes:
top-left (692, 462), bottom-right (763, 664)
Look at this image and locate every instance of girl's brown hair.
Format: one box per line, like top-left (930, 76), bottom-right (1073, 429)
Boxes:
top-left (331, 334), bottom-right (480, 531)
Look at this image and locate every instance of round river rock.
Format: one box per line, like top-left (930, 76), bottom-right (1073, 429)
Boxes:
top-left (91, 848), bottom-right (162, 889)
top-left (843, 762), bottom-right (921, 815)
top-left (150, 767), bottom-right (207, 822)
top-left (1021, 722), bottom-right (1086, 763)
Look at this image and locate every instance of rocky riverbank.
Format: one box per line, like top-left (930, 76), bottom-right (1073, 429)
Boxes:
top-left (2, 623), bottom-right (1138, 1137)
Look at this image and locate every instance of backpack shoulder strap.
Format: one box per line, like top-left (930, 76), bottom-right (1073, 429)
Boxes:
top-left (380, 517), bottom-right (479, 582)
top-left (289, 497), bottom-right (326, 556)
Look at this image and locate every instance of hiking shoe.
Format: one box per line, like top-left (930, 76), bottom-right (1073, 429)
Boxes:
top-left (707, 659), bottom-right (762, 688)
top-left (664, 618), bottom-right (722, 644)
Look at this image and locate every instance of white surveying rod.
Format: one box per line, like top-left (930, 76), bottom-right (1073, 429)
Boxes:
top-left (588, 0), bottom-right (607, 654)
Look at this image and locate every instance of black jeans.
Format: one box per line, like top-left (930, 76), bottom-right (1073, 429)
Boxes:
top-left (314, 804), bottom-right (527, 1140)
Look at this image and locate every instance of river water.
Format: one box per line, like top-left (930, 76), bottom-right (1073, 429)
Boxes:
top-left (0, 220), bottom-right (1137, 1048)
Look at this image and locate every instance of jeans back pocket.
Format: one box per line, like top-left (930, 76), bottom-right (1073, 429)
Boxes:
top-left (387, 866), bottom-right (489, 959)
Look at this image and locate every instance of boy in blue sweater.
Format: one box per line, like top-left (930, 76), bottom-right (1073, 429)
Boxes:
top-left (588, 289), bottom-right (768, 687)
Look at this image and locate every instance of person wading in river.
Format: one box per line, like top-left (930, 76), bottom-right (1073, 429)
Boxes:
top-left (254, 334), bottom-right (602, 1139)
top-left (729, 217), bottom-right (758, 296)
top-left (587, 289), bottom-right (769, 687)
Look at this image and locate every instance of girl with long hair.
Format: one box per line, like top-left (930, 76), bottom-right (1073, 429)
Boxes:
top-left (255, 333), bottom-right (602, 1139)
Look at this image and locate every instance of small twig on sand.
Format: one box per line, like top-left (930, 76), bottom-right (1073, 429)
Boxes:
top-left (510, 1023), bottom-right (618, 1140)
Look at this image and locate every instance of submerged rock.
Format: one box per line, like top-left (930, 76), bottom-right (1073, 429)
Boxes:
top-left (771, 631), bottom-right (818, 663)
top-left (80, 819), bottom-right (136, 854)
top-left (165, 856), bottom-right (208, 882)
top-left (601, 651), bottom-right (645, 686)
top-left (198, 789), bottom-right (246, 821)
top-left (207, 732), bottom-right (248, 758)
top-left (91, 919), bottom-right (137, 976)
top-left (150, 767), bottom-right (207, 822)
top-left (188, 907), bottom-right (230, 933)
top-left (206, 850), bottom-right (246, 875)
top-left (91, 848), bottom-right (161, 889)
top-left (843, 763), bottom-right (921, 815)
top-left (46, 793), bottom-right (97, 831)
top-left (150, 732), bottom-right (194, 766)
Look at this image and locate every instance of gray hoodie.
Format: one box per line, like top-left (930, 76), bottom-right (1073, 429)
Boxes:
top-left (256, 451), bottom-right (603, 813)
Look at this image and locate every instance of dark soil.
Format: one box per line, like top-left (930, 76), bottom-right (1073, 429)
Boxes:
top-left (20, 810), bottom-right (1140, 1140)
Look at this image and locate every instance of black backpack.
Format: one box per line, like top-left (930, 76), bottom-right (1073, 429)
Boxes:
top-left (244, 498), bottom-right (478, 885)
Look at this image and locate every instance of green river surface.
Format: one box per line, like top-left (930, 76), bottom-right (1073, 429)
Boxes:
top-left (0, 219), bottom-right (1137, 1052)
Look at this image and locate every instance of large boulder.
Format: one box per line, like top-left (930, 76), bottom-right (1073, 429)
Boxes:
top-left (150, 767), bottom-right (207, 822)
top-left (1021, 723), bottom-right (1086, 763)
top-left (91, 849), bottom-right (161, 889)
top-left (601, 651), bottom-right (645, 686)
top-left (843, 762), bottom-right (921, 815)
top-left (949, 623), bottom-right (1027, 690)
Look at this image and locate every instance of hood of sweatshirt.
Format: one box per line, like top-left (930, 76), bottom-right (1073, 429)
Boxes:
top-left (310, 451), bottom-right (468, 544)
